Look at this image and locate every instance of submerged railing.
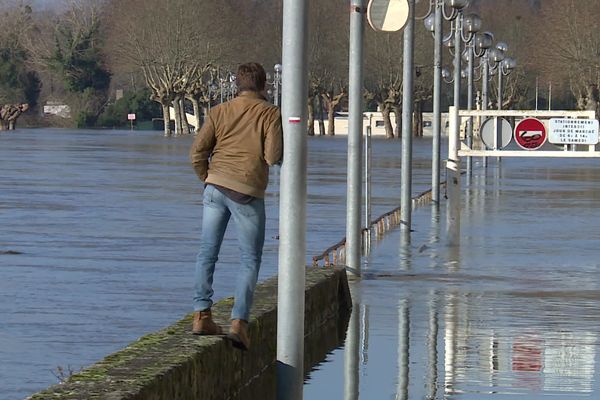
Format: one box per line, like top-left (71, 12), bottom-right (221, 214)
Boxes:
top-left (311, 181), bottom-right (448, 267)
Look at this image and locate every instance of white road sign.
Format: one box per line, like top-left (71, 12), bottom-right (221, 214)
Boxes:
top-left (480, 117), bottom-right (513, 149)
top-left (367, 0), bottom-right (410, 32)
top-left (548, 118), bottom-right (599, 145)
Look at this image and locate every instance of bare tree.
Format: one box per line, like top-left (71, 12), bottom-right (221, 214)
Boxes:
top-left (305, 0), bottom-right (348, 136)
top-left (535, 0), bottom-right (600, 114)
top-left (106, 0), bottom-right (233, 136)
top-left (364, 30), bottom-right (404, 139)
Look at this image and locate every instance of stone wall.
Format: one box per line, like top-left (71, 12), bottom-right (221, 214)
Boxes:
top-left (29, 267), bottom-right (351, 400)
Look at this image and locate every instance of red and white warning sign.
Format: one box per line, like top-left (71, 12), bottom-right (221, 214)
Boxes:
top-left (514, 118), bottom-right (547, 150)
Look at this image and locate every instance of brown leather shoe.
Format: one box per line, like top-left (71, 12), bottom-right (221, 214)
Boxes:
top-left (227, 319), bottom-right (250, 350)
top-left (192, 309), bottom-right (223, 335)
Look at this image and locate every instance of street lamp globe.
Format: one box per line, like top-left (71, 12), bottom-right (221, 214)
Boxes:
top-left (502, 57), bottom-right (517, 71)
top-left (424, 13), bottom-right (435, 32)
top-left (464, 13), bottom-right (482, 34)
top-left (461, 67), bottom-right (469, 79)
top-left (474, 32), bottom-right (493, 51)
top-left (445, 0), bottom-right (469, 10)
top-left (442, 67), bottom-right (452, 80)
top-left (488, 48), bottom-right (505, 63)
top-left (443, 34), bottom-right (455, 50)
top-left (274, 64), bottom-right (282, 73)
top-left (496, 42), bottom-right (509, 53)
top-left (462, 48), bottom-right (472, 62)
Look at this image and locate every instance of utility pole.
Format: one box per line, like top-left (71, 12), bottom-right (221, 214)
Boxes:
top-left (276, 0), bottom-right (309, 399)
top-left (346, 0), bottom-right (365, 276)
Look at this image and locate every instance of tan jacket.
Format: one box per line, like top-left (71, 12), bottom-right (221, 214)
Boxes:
top-left (189, 91), bottom-right (283, 198)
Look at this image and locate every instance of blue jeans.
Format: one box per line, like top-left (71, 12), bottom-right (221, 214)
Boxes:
top-left (193, 184), bottom-right (265, 321)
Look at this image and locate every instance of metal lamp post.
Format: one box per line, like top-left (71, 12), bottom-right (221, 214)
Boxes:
top-left (422, 0), bottom-right (474, 206)
top-left (463, 30), bottom-right (492, 174)
top-left (497, 54), bottom-right (516, 110)
top-left (266, 64), bottom-right (283, 107)
top-left (274, 63), bottom-right (282, 107)
top-left (442, 0), bottom-right (479, 246)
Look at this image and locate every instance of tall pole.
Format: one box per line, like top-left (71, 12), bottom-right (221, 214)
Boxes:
top-left (346, 0), bottom-right (365, 277)
top-left (364, 125), bottom-right (372, 232)
top-left (276, 0), bottom-right (309, 398)
top-left (535, 76), bottom-right (539, 110)
top-left (431, 0), bottom-right (443, 206)
top-left (481, 55), bottom-right (489, 168)
top-left (447, 15), bottom-right (462, 245)
top-left (466, 44), bottom-right (474, 176)
top-left (497, 69), bottom-right (503, 110)
top-left (400, 0), bottom-right (415, 232)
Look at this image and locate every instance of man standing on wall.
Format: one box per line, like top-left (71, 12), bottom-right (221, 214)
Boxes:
top-left (189, 62), bottom-right (283, 351)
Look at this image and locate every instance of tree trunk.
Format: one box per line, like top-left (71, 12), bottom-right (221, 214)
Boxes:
top-left (317, 95), bottom-right (325, 136)
top-left (179, 98), bottom-right (191, 135)
top-left (392, 106), bottom-right (401, 138)
top-left (172, 98), bottom-right (183, 136)
top-left (382, 105), bottom-right (394, 139)
top-left (327, 106), bottom-right (335, 136)
top-left (190, 97), bottom-right (202, 134)
top-left (161, 103), bottom-right (172, 137)
top-left (307, 96), bottom-right (315, 136)
top-left (413, 101), bottom-right (423, 137)
top-left (0, 104), bottom-right (28, 131)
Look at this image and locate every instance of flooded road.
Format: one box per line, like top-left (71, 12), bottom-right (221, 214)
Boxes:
top-left (4, 128), bottom-right (600, 399)
top-left (305, 158), bottom-right (600, 399)
top-left (0, 129), bottom-right (437, 399)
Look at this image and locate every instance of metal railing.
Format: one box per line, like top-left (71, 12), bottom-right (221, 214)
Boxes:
top-left (311, 181), bottom-right (448, 267)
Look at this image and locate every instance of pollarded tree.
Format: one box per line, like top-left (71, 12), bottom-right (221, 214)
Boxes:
top-left (105, 0), bottom-right (234, 136)
top-left (364, 29), bottom-right (404, 139)
top-left (307, 0), bottom-right (348, 136)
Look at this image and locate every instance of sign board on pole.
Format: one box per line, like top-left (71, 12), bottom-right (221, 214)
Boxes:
top-left (127, 113), bottom-right (136, 121)
top-left (514, 118), bottom-right (547, 150)
top-left (548, 118), bottom-right (599, 145)
top-left (480, 117), bottom-right (513, 149)
top-left (367, 0), bottom-right (410, 32)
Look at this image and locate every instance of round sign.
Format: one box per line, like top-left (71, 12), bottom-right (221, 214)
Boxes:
top-left (480, 117), bottom-right (513, 149)
top-left (514, 118), bottom-right (547, 150)
top-left (367, 0), bottom-right (410, 32)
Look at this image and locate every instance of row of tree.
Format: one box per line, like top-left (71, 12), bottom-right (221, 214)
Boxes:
top-left (0, 0), bottom-right (598, 135)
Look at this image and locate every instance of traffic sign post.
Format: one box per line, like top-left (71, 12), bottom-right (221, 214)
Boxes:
top-left (514, 117), bottom-right (547, 150)
top-left (128, 113), bottom-right (136, 131)
top-left (480, 117), bottom-right (512, 150)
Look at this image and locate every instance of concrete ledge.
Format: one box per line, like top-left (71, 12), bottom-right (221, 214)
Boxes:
top-left (29, 267), bottom-right (351, 400)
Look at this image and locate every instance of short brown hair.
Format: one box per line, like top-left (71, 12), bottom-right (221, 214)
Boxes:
top-left (236, 62), bottom-right (266, 93)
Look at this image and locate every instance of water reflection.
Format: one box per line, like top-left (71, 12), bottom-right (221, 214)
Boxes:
top-left (306, 158), bottom-right (600, 399)
top-left (324, 286), bottom-right (600, 399)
